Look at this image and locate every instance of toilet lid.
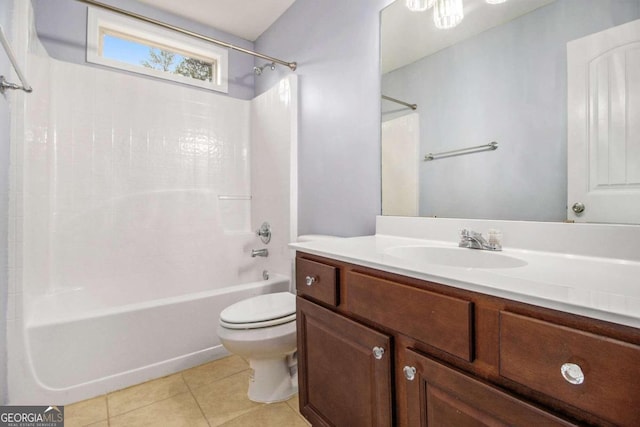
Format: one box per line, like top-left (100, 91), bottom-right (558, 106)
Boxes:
top-left (220, 292), bottom-right (296, 329)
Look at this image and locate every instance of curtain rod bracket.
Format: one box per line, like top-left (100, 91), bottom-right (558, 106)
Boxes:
top-left (0, 75), bottom-right (32, 93)
top-left (0, 26), bottom-right (33, 94)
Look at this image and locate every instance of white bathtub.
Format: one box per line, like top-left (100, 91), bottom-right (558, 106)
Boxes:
top-left (21, 274), bottom-right (290, 404)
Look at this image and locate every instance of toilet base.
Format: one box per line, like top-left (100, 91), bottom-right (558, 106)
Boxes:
top-left (248, 354), bottom-right (298, 403)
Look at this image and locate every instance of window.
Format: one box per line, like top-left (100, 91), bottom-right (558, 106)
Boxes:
top-left (87, 8), bottom-right (228, 93)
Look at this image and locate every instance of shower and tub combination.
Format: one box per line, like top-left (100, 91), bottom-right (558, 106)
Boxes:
top-left (6, 1), bottom-right (298, 404)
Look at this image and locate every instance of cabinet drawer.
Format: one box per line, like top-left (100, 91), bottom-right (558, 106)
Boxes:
top-left (499, 311), bottom-right (640, 426)
top-left (345, 271), bottom-right (473, 361)
top-left (296, 257), bottom-right (339, 306)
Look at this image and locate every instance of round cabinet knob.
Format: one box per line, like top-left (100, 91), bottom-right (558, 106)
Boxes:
top-left (403, 366), bottom-right (417, 381)
top-left (372, 346), bottom-right (385, 360)
top-left (305, 276), bottom-right (316, 286)
top-left (572, 202), bottom-right (585, 214)
top-left (561, 363), bottom-right (585, 385)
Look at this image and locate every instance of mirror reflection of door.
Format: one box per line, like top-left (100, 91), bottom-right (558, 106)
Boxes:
top-left (568, 18), bottom-right (640, 224)
top-left (382, 113), bottom-right (420, 216)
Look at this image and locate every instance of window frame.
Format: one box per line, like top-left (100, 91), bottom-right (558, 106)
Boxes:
top-left (87, 7), bottom-right (229, 93)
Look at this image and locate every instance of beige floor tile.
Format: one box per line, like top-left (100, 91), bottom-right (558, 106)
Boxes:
top-left (109, 392), bottom-right (208, 427)
top-left (286, 395), bottom-right (311, 426)
top-left (219, 403), bottom-right (310, 427)
top-left (64, 396), bottom-right (108, 427)
top-left (285, 394), bottom-right (300, 414)
top-left (182, 355), bottom-right (249, 390)
top-left (191, 370), bottom-right (263, 426)
top-left (86, 421), bottom-right (109, 427)
top-left (108, 373), bottom-right (189, 416)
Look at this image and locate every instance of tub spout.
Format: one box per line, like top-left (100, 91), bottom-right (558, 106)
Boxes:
top-left (251, 248), bottom-right (269, 258)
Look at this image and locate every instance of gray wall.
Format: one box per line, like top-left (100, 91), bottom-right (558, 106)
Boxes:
top-left (33, 0), bottom-right (257, 100)
top-left (382, 0), bottom-right (640, 222)
top-left (255, 0), bottom-right (393, 237)
top-left (0, 0), bottom-right (13, 406)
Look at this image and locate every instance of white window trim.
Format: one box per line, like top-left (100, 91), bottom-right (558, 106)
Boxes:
top-left (87, 8), bottom-right (229, 93)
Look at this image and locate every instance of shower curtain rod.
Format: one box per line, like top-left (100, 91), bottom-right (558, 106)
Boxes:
top-left (382, 95), bottom-right (417, 110)
top-left (76, 0), bottom-right (298, 71)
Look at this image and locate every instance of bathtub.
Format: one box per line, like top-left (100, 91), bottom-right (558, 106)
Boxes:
top-left (21, 274), bottom-right (290, 404)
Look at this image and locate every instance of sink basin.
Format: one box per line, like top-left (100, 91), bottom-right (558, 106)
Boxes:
top-left (384, 246), bottom-right (528, 269)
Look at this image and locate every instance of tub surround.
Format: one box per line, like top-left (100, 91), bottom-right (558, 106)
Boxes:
top-left (291, 216), bottom-right (640, 328)
top-left (7, 0), bottom-right (298, 406)
top-left (292, 216), bottom-right (640, 426)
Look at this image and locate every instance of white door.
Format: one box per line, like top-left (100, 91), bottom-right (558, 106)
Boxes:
top-left (381, 113), bottom-right (419, 216)
top-left (567, 19), bottom-right (640, 224)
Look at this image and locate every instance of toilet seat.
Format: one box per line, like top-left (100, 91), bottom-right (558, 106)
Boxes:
top-left (220, 292), bottom-right (296, 330)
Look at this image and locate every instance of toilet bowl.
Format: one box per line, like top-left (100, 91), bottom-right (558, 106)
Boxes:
top-left (217, 291), bottom-right (297, 403)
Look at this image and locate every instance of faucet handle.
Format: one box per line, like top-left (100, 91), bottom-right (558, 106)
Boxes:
top-left (460, 229), bottom-right (481, 238)
top-left (487, 229), bottom-right (503, 250)
top-left (256, 222), bottom-right (271, 244)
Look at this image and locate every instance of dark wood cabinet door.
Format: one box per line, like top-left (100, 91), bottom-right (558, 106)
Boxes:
top-left (296, 297), bottom-right (392, 427)
top-left (402, 348), bottom-right (577, 427)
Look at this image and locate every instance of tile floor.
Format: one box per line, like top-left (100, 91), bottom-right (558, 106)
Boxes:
top-left (64, 355), bottom-right (310, 427)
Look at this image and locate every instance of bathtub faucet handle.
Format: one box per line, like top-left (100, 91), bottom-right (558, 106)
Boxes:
top-left (256, 222), bottom-right (271, 244)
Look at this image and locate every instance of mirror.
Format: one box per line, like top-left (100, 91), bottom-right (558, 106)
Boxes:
top-left (381, 0), bottom-right (640, 222)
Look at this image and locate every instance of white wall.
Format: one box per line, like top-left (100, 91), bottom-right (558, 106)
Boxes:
top-left (382, 0), bottom-right (640, 222)
top-left (255, 0), bottom-right (394, 237)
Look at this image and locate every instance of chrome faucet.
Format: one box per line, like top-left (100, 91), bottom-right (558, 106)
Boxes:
top-left (458, 229), bottom-right (502, 251)
top-left (251, 248), bottom-right (269, 258)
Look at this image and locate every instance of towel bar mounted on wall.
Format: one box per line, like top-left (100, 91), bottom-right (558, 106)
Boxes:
top-left (0, 25), bottom-right (32, 94)
top-left (424, 141), bottom-right (498, 161)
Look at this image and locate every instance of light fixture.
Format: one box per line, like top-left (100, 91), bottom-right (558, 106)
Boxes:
top-left (406, 0), bottom-right (435, 12)
top-left (434, 0), bottom-right (464, 29)
top-left (486, 0), bottom-right (507, 4)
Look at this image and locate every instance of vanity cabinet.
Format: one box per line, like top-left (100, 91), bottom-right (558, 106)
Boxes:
top-left (295, 252), bottom-right (640, 427)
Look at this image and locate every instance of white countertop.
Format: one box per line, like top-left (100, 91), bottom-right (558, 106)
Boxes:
top-left (291, 234), bottom-right (640, 329)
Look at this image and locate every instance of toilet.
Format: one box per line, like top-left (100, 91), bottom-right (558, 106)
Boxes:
top-left (217, 235), bottom-right (340, 403)
top-left (217, 292), bottom-right (298, 403)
